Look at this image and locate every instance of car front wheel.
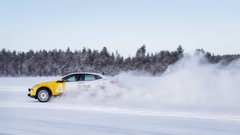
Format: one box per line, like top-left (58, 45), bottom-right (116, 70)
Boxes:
top-left (37, 88), bottom-right (51, 102)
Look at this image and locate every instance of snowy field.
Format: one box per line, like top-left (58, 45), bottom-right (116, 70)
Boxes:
top-left (1, 56), bottom-right (240, 135)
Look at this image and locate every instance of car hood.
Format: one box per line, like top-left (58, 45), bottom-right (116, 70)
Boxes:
top-left (33, 80), bottom-right (59, 88)
top-left (39, 80), bottom-right (58, 85)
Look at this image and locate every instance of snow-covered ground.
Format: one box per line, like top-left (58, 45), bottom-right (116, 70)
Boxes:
top-left (1, 56), bottom-right (240, 135)
top-left (0, 76), bottom-right (240, 135)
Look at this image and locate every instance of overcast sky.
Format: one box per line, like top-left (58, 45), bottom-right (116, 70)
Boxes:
top-left (0, 0), bottom-right (240, 56)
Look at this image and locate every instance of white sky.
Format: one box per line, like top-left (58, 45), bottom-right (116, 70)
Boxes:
top-left (0, 0), bottom-right (240, 57)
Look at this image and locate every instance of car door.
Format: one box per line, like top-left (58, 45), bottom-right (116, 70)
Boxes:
top-left (62, 74), bottom-right (80, 91)
top-left (78, 74), bottom-right (103, 89)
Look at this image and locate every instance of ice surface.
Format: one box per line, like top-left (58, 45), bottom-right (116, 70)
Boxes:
top-left (1, 55), bottom-right (240, 135)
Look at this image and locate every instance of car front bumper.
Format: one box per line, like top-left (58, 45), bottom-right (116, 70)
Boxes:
top-left (28, 88), bottom-right (36, 98)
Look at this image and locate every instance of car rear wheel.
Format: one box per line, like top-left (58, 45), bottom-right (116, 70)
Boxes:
top-left (37, 88), bottom-right (51, 102)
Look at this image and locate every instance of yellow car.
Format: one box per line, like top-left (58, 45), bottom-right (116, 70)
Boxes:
top-left (28, 72), bottom-right (108, 102)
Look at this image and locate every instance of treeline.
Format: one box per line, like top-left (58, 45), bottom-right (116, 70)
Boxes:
top-left (0, 45), bottom-right (183, 76)
top-left (0, 45), bottom-right (239, 76)
top-left (195, 49), bottom-right (240, 65)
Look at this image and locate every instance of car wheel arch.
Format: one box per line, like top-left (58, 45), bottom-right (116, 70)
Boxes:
top-left (37, 87), bottom-right (52, 96)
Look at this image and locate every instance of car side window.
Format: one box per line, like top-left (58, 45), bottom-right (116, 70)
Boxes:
top-left (94, 75), bottom-right (102, 80)
top-left (84, 74), bottom-right (96, 81)
top-left (62, 74), bottom-right (80, 82)
top-left (67, 76), bottom-right (77, 82)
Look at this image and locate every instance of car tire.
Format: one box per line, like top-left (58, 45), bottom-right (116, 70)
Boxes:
top-left (37, 88), bottom-right (51, 102)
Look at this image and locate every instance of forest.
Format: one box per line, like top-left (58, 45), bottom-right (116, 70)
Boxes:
top-left (0, 45), bottom-right (239, 76)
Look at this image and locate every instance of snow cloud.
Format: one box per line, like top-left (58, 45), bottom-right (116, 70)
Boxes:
top-left (54, 54), bottom-right (240, 111)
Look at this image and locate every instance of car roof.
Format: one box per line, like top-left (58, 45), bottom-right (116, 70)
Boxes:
top-left (62, 72), bottom-right (106, 79)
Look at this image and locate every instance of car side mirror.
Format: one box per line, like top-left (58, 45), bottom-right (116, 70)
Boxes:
top-left (57, 79), bottom-right (64, 83)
